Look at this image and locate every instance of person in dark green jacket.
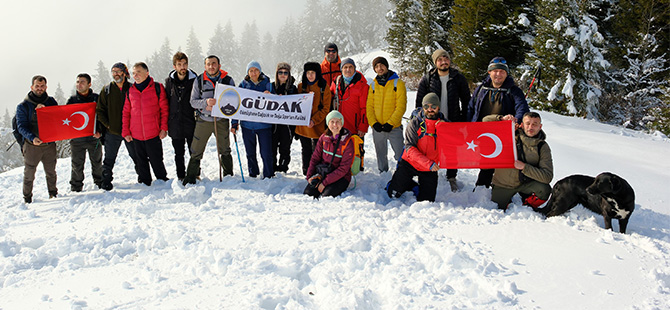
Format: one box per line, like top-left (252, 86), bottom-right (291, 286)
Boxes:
top-left (96, 62), bottom-right (139, 191)
top-left (490, 112), bottom-right (554, 210)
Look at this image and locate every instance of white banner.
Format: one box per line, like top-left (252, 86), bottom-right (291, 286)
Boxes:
top-left (211, 84), bottom-right (313, 126)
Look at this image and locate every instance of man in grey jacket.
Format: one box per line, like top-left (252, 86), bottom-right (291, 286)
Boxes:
top-left (183, 55), bottom-right (235, 184)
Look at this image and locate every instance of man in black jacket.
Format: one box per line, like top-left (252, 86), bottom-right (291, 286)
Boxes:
top-left (16, 75), bottom-right (59, 203)
top-left (66, 73), bottom-right (103, 192)
top-left (415, 49), bottom-right (471, 192)
top-left (165, 52), bottom-right (197, 181)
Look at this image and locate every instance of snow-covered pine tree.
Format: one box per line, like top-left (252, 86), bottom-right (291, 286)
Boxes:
top-left (54, 83), bottom-right (66, 105)
top-left (325, 0), bottom-right (358, 56)
top-left (208, 21), bottom-right (240, 79)
top-left (276, 17), bottom-right (303, 71)
top-left (409, 0), bottom-right (449, 75)
top-left (147, 38), bottom-right (173, 81)
top-left (385, 0), bottom-right (420, 74)
top-left (239, 21), bottom-right (261, 77)
top-left (261, 32), bottom-right (276, 77)
top-left (299, 0), bottom-right (328, 63)
top-left (450, 0), bottom-right (530, 83)
top-left (92, 60), bottom-right (110, 93)
top-left (3, 109), bottom-right (11, 128)
top-left (186, 27), bottom-right (205, 69)
top-left (529, 0), bottom-right (609, 118)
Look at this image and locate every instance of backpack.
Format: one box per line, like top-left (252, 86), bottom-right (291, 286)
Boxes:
top-left (370, 78), bottom-right (398, 93)
top-left (11, 102), bottom-right (29, 150)
top-left (323, 134), bottom-right (365, 176)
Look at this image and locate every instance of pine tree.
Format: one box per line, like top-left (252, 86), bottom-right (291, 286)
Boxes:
top-left (276, 17), bottom-right (303, 71)
top-left (239, 21), bottom-right (261, 77)
top-left (54, 83), bottom-right (66, 105)
top-left (208, 21), bottom-right (240, 79)
top-left (148, 38), bottom-right (173, 81)
top-left (325, 0), bottom-right (358, 56)
top-left (450, 0), bottom-right (530, 82)
top-left (3, 108), bottom-right (11, 128)
top-left (529, 0), bottom-right (609, 118)
top-left (385, 0), bottom-right (420, 73)
top-left (261, 32), bottom-right (276, 76)
top-left (92, 60), bottom-right (110, 93)
top-left (186, 26), bottom-right (205, 69)
top-left (300, 0), bottom-right (328, 62)
top-left (409, 0), bottom-right (450, 74)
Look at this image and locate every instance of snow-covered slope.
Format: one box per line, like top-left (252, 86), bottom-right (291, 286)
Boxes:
top-left (1, 89), bottom-right (670, 309)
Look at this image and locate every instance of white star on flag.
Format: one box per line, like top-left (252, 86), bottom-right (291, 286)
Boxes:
top-left (466, 140), bottom-right (478, 151)
top-left (62, 118), bottom-right (71, 126)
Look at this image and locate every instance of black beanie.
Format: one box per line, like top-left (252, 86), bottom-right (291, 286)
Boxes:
top-left (324, 42), bottom-right (338, 53)
top-left (372, 57), bottom-right (389, 69)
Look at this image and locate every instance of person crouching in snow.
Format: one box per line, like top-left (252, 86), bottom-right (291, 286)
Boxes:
top-left (386, 93), bottom-right (445, 202)
top-left (304, 111), bottom-right (354, 198)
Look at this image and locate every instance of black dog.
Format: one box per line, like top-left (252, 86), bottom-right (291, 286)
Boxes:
top-left (538, 172), bottom-right (635, 233)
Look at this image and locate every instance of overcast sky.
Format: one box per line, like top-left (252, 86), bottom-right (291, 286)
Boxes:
top-left (0, 0), bottom-right (307, 113)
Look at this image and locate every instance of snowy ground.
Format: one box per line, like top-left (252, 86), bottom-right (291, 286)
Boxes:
top-left (1, 88), bottom-right (670, 309)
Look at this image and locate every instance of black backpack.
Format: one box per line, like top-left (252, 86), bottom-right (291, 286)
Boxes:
top-left (11, 102), bottom-right (29, 150)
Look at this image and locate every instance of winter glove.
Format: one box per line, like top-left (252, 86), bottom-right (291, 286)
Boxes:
top-left (382, 123), bottom-right (393, 132)
top-left (372, 122), bottom-right (383, 132)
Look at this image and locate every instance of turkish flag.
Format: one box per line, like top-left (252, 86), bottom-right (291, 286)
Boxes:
top-left (436, 121), bottom-right (517, 169)
top-left (36, 102), bottom-right (97, 143)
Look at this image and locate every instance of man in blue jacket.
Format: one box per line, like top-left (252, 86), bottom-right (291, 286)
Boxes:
top-left (467, 56), bottom-right (530, 188)
top-left (16, 75), bottom-right (59, 203)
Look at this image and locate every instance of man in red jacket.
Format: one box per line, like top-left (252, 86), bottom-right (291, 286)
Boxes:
top-left (122, 62), bottom-right (169, 186)
top-left (387, 93), bottom-right (445, 202)
top-left (321, 42), bottom-right (341, 87)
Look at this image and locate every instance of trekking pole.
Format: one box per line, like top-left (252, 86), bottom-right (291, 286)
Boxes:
top-left (6, 141), bottom-right (16, 152)
top-left (212, 117), bottom-right (223, 182)
top-left (525, 63), bottom-right (542, 99)
top-left (233, 133), bottom-right (245, 183)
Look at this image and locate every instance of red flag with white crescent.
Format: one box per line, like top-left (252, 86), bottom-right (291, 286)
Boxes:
top-left (36, 102), bottom-right (97, 143)
top-left (436, 121), bottom-right (517, 169)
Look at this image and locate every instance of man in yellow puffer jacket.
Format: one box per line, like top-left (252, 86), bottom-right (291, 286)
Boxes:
top-left (366, 56), bottom-right (407, 172)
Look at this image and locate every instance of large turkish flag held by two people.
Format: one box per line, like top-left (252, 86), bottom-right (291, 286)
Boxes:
top-left (436, 120), bottom-right (517, 169)
top-left (36, 102), bottom-right (97, 143)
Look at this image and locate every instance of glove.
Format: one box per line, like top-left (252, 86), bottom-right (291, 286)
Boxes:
top-left (372, 122), bottom-right (383, 132)
top-left (382, 123), bottom-right (393, 132)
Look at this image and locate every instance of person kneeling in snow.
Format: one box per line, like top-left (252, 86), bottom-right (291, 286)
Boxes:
top-left (489, 111), bottom-right (553, 210)
top-left (304, 111), bottom-right (355, 198)
top-left (386, 93), bottom-right (445, 202)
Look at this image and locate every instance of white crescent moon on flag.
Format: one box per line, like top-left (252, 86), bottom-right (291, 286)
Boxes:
top-left (70, 111), bottom-right (90, 131)
top-left (477, 133), bottom-right (503, 158)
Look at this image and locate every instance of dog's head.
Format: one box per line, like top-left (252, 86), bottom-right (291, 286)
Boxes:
top-left (586, 172), bottom-right (621, 195)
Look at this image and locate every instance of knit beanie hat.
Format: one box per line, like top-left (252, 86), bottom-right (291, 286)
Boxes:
top-left (111, 62), bottom-right (129, 76)
top-left (326, 110), bottom-right (344, 124)
top-left (246, 60), bottom-right (261, 73)
top-left (487, 57), bottom-right (509, 74)
top-left (431, 49), bottom-right (450, 66)
top-left (372, 56), bottom-right (389, 69)
top-left (324, 42), bottom-right (338, 53)
top-left (340, 58), bottom-right (355, 69)
top-left (422, 93), bottom-right (440, 109)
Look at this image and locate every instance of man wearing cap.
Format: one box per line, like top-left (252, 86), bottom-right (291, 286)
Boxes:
top-left (467, 56), bottom-right (530, 188)
top-left (386, 93), bottom-right (446, 202)
top-left (97, 62), bottom-right (139, 191)
top-left (416, 49), bottom-right (471, 192)
top-left (366, 56), bottom-right (407, 173)
top-left (183, 55), bottom-right (235, 185)
top-left (321, 42), bottom-right (341, 87)
top-left (330, 57), bottom-right (368, 137)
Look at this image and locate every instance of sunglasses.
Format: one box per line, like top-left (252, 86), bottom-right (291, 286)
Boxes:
top-left (277, 71), bottom-right (289, 75)
top-left (325, 49), bottom-right (337, 53)
top-left (491, 58), bottom-right (507, 64)
top-left (423, 104), bottom-right (439, 110)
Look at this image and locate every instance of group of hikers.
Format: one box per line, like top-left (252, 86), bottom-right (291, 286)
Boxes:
top-left (15, 43), bottom-right (553, 211)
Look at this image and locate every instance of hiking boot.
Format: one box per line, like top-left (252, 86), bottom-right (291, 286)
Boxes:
top-left (49, 194), bottom-right (57, 199)
top-left (101, 182), bottom-right (113, 191)
top-left (71, 187), bottom-right (82, 193)
top-left (448, 177), bottom-right (459, 192)
top-left (24, 196), bottom-right (32, 203)
top-left (523, 194), bottom-right (547, 209)
top-left (182, 176), bottom-right (196, 185)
